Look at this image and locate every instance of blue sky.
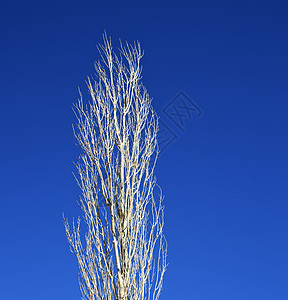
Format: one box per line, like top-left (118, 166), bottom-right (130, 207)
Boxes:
top-left (0, 0), bottom-right (288, 299)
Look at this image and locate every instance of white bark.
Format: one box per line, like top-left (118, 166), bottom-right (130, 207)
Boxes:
top-left (64, 33), bottom-right (167, 300)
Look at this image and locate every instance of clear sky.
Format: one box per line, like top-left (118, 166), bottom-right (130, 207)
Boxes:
top-left (0, 0), bottom-right (288, 299)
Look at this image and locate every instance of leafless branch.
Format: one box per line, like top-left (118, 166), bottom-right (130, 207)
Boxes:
top-left (64, 33), bottom-right (167, 300)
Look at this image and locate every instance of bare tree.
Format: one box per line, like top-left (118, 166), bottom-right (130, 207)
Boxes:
top-left (64, 33), bottom-right (167, 300)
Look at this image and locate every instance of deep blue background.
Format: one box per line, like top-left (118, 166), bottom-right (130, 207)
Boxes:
top-left (1, 0), bottom-right (288, 299)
